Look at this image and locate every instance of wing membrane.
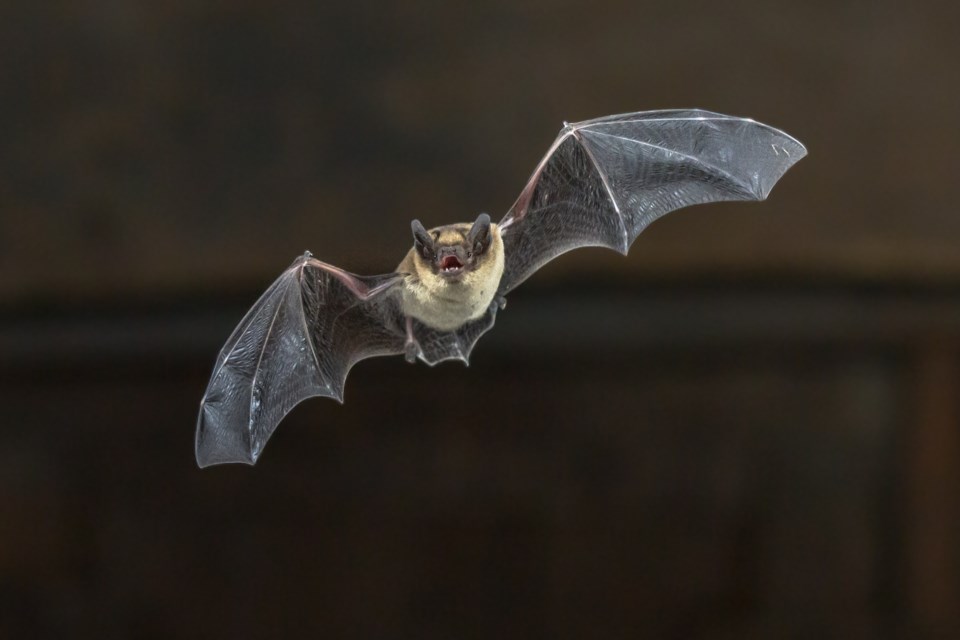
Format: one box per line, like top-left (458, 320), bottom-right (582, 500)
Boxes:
top-left (415, 303), bottom-right (500, 366)
top-left (195, 255), bottom-right (405, 467)
top-left (497, 109), bottom-right (807, 294)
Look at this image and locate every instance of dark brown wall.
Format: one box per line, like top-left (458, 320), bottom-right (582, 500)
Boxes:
top-left (2, 1), bottom-right (959, 638)
top-left (3, 0), bottom-right (959, 299)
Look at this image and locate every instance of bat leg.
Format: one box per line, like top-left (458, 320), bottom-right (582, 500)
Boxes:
top-left (403, 316), bottom-right (421, 363)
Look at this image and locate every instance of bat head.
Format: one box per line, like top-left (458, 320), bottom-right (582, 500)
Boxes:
top-left (411, 214), bottom-right (494, 282)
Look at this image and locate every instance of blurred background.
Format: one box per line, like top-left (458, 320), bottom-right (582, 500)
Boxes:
top-left (2, 0), bottom-right (959, 637)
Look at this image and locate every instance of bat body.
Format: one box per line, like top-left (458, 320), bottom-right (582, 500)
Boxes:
top-left (196, 109), bottom-right (807, 467)
top-left (396, 217), bottom-right (506, 334)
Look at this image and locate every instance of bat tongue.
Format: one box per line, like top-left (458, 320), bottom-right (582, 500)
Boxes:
top-left (440, 255), bottom-right (463, 270)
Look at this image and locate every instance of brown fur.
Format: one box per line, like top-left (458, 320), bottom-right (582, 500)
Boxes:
top-left (397, 222), bottom-right (505, 331)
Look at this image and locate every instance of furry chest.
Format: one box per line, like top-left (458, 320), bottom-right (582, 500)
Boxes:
top-left (400, 278), bottom-right (493, 332)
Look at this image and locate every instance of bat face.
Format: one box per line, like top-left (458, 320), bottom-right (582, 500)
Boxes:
top-left (398, 214), bottom-right (505, 333)
top-left (411, 214), bottom-right (493, 284)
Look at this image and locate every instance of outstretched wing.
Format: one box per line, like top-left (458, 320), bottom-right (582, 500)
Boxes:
top-left (497, 109), bottom-right (807, 294)
top-left (196, 253), bottom-right (405, 467)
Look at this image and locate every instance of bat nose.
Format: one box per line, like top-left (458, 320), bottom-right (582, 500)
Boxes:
top-left (436, 245), bottom-right (467, 272)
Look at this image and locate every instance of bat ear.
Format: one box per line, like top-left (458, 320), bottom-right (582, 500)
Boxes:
top-left (411, 219), bottom-right (435, 258)
top-left (468, 213), bottom-right (491, 249)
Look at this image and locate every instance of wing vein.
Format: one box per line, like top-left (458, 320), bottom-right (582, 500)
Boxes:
top-left (246, 279), bottom-right (288, 432)
top-left (572, 129), bottom-right (629, 252)
top-left (586, 129), bottom-right (753, 197)
top-left (296, 264), bottom-right (323, 381)
top-left (578, 115), bottom-right (735, 127)
top-left (577, 115), bottom-right (806, 150)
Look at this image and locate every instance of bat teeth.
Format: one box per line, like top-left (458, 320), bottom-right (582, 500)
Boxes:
top-left (440, 256), bottom-right (463, 271)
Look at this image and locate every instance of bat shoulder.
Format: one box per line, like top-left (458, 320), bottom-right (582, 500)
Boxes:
top-left (396, 247), bottom-right (420, 279)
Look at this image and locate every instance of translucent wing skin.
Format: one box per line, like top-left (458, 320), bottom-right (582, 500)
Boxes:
top-left (195, 253), bottom-right (498, 467)
top-left (196, 254), bottom-right (406, 467)
top-left (497, 109), bottom-right (807, 295)
top-left (415, 303), bottom-right (499, 365)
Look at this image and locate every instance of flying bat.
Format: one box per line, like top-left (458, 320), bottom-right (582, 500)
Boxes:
top-left (196, 109), bottom-right (807, 467)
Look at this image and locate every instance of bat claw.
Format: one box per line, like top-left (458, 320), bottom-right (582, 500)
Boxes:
top-left (495, 295), bottom-right (507, 311)
top-left (404, 340), bottom-right (420, 364)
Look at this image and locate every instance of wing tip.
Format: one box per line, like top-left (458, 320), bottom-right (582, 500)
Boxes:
top-left (756, 138), bottom-right (809, 200)
top-left (195, 400), bottom-right (260, 469)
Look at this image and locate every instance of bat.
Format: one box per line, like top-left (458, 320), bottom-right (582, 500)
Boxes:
top-left (195, 109), bottom-right (807, 467)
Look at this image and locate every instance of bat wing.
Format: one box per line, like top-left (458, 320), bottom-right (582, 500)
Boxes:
top-left (496, 109), bottom-right (807, 294)
top-left (195, 253), bottom-right (406, 467)
top-left (414, 303), bottom-right (500, 366)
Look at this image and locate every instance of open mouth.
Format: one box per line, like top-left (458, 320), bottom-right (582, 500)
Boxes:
top-left (439, 255), bottom-right (464, 274)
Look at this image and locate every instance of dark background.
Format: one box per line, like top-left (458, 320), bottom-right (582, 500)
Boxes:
top-left (2, 1), bottom-right (959, 638)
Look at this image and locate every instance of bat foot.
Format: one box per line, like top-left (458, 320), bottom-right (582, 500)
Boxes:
top-left (404, 340), bottom-right (420, 364)
top-left (495, 295), bottom-right (507, 311)
top-left (403, 315), bottom-right (421, 363)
